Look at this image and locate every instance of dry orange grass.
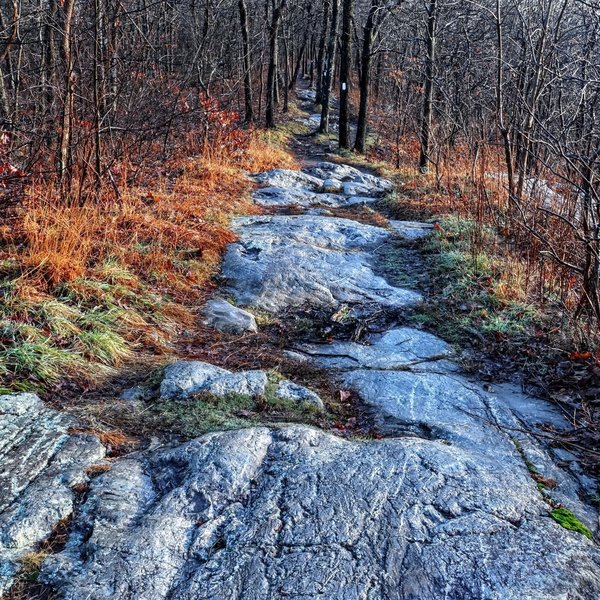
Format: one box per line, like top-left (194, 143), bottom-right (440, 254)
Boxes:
top-left (9, 132), bottom-right (285, 296)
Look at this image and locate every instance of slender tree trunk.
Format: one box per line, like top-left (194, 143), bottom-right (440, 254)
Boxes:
top-left (283, 24), bottom-right (290, 112)
top-left (495, 0), bottom-right (515, 202)
top-left (339, 0), bottom-right (353, 149)
top-left (319, 0), bottom-right (339, 134)
top-left (93, 0), bottom-right (103, 192)
top-left (315, 0), bottom-right (330, 104)
top-left (354, 0), bottom-right (380, 153)
top-left (290, 6), bottom-right (311, 91)
top-left (266, 1), bottom-right (287, 128)
top-left (59, 0), bottom-right (76, 189)
top-left (418, 0), bottom-right (438, 173)
top-left (238, 0), bottom-right (254, 122)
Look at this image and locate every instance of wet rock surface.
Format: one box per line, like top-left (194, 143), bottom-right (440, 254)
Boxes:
top-left (0, 394), bottom-right (105, 595)
top-left (5, 153), bottom-right (600, 597)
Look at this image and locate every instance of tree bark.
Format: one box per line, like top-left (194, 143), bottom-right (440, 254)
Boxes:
top-left (339, 0), bottom-right (353, 149)
top-left (319, 0), bottom-right (339, 134)
top-left (418, 0), bottom-right (438, 173)
top-left (59, 0), bottom-right (76, 189)
top-left (315, 0), bottom-right (330, 104)
top-left (354, 0), bottom-right (381, 153)
top-left (266, 0), bottom-right (287, 128)
top-left (238, 0), bottom-right (254, 122)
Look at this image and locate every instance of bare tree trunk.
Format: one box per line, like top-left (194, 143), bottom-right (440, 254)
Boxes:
top-left (289, 4), bottom-right (312, 90)
top-left (238, 0), bottom-right (254, 122)
top-left (354, 0), bottom-right (381, 153)
top-left (495, 0), bottom-right (515, 202)
top-left (93, 0), bottom-right (103, 192)
top-left (418, 0), bottom-right (438, 173)
top-left (339, 0), bottom-right (353, 149)
top-left (319, 0), bottom-right (339, 134)
top-left (266, 0), bottom-right (287, 128)
top-left (315, 0), bottom-right (330, 104)
top-left (59, 0), bottom-right (76, 189)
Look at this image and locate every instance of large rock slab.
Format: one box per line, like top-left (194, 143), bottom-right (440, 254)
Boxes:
top-left (305, 161), bottom-right (393, 196)
top-left (251, 162), bottom-right (392, 210)
top-left (253, 169), bottom-right (323, 192)
top-left (342, 368), bottom-right (598, 530)
top-left (252, 186), bottom-right (377, 209)
top-left (222, 215), bottom-right (422, 314)
top-left (0, 394), bottom-right (105, 595)
top-left (40, 425), bottom-right (600, 599)
top-left (294, 327), bottom-right (454, 371)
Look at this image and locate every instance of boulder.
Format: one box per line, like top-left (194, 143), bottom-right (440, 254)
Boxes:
top-left (203, 299), bottom-right (257, 335)
top-left (0, 393), bottom-right (105, 595)
top-left (160, 361), bottom-right (268, 400)
top-left (275, 380), bottom-right (324, 411)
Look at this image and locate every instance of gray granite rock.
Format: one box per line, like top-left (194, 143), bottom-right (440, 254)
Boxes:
top-left (252, 169), bottom-right (323, 191)
top-left (296, 327), bottom-right (454, 371)
top-left (296, 89), bottom-right (317, 102)
top-left (12, 159), bottom-right (600, 600)
top-left (322, 178), bottom-right (344, 194)
top-left (222, 215), bottom-right (422, 314)
top-left (389, 220), bottom-right (435, 240)
top-left (252, 186), bottom-right (358, 209)
top-left (160, 361), bottom-right (268, 400)
top-left (203, 298), bottom-right (257, 334)
top-left (305, 161), bottom-right (393, 195)
top-left (0, 393), bottom-right (105, 595)
top-left (275, 380), bottom-right (324, 411)
top-left (40, 426), bottom-right (600, 600)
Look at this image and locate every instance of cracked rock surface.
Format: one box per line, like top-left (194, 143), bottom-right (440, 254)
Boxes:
top-left (251, 161), bottom-right (392, 208)
top-left (40, 426), bottom-right (600, 599)
top-left (0, 393), bottom-right (105, 595)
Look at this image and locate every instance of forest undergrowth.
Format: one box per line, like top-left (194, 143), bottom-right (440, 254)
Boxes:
top-left (0, 112), bottom-right (296, 396)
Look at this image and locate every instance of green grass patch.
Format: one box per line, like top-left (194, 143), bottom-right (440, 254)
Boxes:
top-left (0, 260), bottom-right (187, 392)
top-left (262, 120), bottom-right (310, 146)
top-left (405, 215), bottom-right (544, 347)
top-left (126, 383), bottom-right (326, 440)
top-left (550, 507), bottom-right (593, 540)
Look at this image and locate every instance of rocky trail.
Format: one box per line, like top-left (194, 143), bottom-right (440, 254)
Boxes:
top-left (2, 94), bottom-right (600, 599)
